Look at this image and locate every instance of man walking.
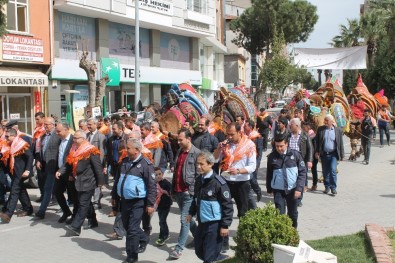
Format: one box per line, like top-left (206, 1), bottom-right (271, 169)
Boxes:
top-left (32, 112), bottom-right (46, 202)
top-left (117, 139), bottom-right (156, 263)
top-left (266, 133), bottom-right (306, 228)
top-left (0, 128), bottom-right (33, 223)
top-left (256, 108), bottom-right (273, 152)
top-left (361, 109), bottom-right (374, 165)
top-left (58, 130), bottom-right (104, 236)
top-left (315, 114), bottom-right (344, 195)
top-left (192, 117), bottom-right (219, 153)
top-left (35, 117), bottom-right (61, 219)
top-left (170, 128), bottom-right (200, 260)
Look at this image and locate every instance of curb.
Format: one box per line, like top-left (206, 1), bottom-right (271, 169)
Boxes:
top-left (365, 224), bottom-right (394, 263)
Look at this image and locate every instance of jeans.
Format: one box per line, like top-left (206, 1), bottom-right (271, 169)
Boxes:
top-left (195, 221), bottom-right (223, 263)
top-left (121, 198), bottom-right (147, 261)
top-left (157, 206), bottom-right (170, 239)
top-left (255, 138), bottom-right (264, 175)
top-left (274, 189), bottom-right (298, 228)
top-left (321, 153), bottom-right (338, 190)
top-left (379, 123), bottom-right (390, 146)
top-left (361, 134), bottom-right (372, 161)
top-left (174, 192), bottom-right (197, 251)
top-left (113, 213), bottom-right (127, 237)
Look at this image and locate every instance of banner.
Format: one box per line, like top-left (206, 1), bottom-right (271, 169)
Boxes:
top-left (294, 46), bottom-right (367, 69)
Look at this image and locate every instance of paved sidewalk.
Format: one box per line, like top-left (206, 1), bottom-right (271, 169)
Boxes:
top-left (1, 132), bottom-right (395, 262)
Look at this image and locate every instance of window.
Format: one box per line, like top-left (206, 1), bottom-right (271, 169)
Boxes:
top-left (186, 0), bottom-right (208, 15)
top-left (7, 0), bottom-right (29, 33)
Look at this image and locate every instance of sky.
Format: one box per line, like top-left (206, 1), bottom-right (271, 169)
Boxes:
top-left (293, 0), bottom-right (365, 48)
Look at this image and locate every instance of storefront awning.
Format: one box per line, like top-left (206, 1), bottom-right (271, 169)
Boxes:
top-left (0, 67), bottom-right (48, 87)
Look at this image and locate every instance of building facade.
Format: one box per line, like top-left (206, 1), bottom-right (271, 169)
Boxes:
top-left (0, 0), bottom-right (52, 134)
top-left (51, 0), bottom-right (225, 126)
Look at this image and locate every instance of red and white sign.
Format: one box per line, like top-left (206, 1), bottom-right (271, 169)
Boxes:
top-left (2, 34), bottom-right (44, 62)
top-left (34, 92), bottom-right (42, 113)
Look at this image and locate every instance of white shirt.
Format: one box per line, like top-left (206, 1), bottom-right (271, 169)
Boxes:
top-left (217, 143), bottom-right (257, 182)
top-left (58, 134), bottom-right (71, 168)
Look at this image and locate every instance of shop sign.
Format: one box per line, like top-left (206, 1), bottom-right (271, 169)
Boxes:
top-left (2, 34), bottom-right (44, 62)
top-left (133, 0), bottom-right (173, 15)
top-left (10, 113), bottom-right (20, 119)
top-left (0, 76), bottom-right (48, 87)
top-left (34, 92), bottom-right (42, 113)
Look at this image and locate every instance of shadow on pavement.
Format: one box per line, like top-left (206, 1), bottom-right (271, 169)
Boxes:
top-left (71, 237), bottom-right (126, 261)
top-left (380, 194), bottom-right (395, 198)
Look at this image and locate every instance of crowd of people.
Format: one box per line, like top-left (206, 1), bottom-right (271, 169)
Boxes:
top-left (0, 103), bottom-right (392, 263)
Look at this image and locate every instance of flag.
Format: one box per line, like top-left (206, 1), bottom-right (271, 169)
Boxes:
top-left (101, 58), bottom-right (120, 86)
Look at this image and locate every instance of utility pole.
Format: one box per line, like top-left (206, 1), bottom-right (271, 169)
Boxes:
top-left (135, 0), bottom-right (140, 111)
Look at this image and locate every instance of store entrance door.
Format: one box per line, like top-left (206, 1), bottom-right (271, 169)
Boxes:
top-left (0, 93), bottom-right (32, 134)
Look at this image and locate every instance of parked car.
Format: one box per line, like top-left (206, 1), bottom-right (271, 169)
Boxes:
top-left (274, 100), bottom-right (286, 108)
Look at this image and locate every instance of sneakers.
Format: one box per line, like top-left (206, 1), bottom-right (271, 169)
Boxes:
top-left (169, 249), bottom-right (182, 259)
top-left (331, 189), bottom-right (337, 195)
top-left (155, 236), bottom-right (170, 246)
top-left (363, 160), bottom-right (369, 165)
top-left (323, 187), bottom-right (330, 194)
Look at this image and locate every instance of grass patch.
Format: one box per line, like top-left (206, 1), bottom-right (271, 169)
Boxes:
top-left (223, 232), bottom-right (375, 263)
top-left (387, 231), bottom-right (395, 252)
top-left (306, 231), bottom-right (375, 263)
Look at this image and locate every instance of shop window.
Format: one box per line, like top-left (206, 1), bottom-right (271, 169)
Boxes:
top-left (186, 0), bottom-right (208, 15)
top-left (7, 0), bottom-right (29, 33)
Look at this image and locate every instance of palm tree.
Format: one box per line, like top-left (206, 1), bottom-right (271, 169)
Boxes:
top-left (368, 0), bottom-right (395, 50)
top-left (360, 9), bottom-right (387, 66)
top-left (330, 19), bottom-right (362, 47)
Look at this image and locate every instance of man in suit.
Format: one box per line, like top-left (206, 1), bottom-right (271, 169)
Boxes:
top-left (0, 128), bottom-right (33, 223)
top-left (106, 121), bottom-right (129, 217)
top-left (314, 114), bottom-right (344, 195)
top-left (35, 117), bottom-right (61, 219)
top-left (32, 112), bottom-right (46, 202)
top-left (87, 117), bottom-right (106, 210)
top-left (57, 130), bottom-right (104, 236)
top-left (54, 122), bottom-right (77, 223)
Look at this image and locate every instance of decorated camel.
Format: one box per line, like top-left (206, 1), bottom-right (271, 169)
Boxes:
top-left (211, 86), bottom-right (258, 130)
top-left (159, 83), bottom-right (209, 134)
top-left (346, 74), bottom-right (389, 160)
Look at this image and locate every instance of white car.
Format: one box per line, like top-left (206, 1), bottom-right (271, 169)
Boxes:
top-left (274, 100), bottom-right (286, 108)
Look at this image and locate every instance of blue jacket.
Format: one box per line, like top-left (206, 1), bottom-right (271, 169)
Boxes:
top-left (189, 172), bottom-right (233, 228)
top-left (117, 155), bottom-right (157, 207)
top-left (266, 148), bottom-right (306, 194)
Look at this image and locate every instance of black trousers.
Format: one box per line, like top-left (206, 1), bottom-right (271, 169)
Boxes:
top-left (121, 198), bottom-right (147, 260)
top-left (195, 221), bottom-right (223, 263)
top-left (5, 173), bottom-right (32, 218)
top-left (54, 176), bottom-right (78, 217)
top-left (361, 135), bottom-right (372, 161)
top-left (274, 189), bottom-right (298, 228)
top-left (227, 180), bottom-right (250, 218)
top-left (71, 189), bottom-right (95, 230)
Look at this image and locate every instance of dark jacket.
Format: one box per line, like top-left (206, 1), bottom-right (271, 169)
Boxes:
top-left (153, 139), bottom-right (174, 170)
top-left (106, 132), bottom-right (128, 167)
top-left (315, 125), bottom-right (344, 160)
top-left (173, 144), bottom-right (201, 195)
top-left (58, 134), bottom-right (74, 168)
top-left (256, 114), bottom-right (273, 135)
top-left (59, 151), bottom-right (104, 192)
top-left (12, 147), bottom-right (33, 178)
top-left (266, 148), bottom-right (307, 194)
top-left (157, 179), bottom-right (173, 209)
top-left (117, 155), bottom-right (156, 207)
top-left (192, 131), bottom-right (219, 153)
top-left (287, 131), bottom-right (313, 163)
top-left (189, 172), bottom-right (233, 228)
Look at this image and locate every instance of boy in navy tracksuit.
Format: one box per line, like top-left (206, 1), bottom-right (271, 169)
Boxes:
top-left (266, 133), bottom-right (306, 228)
top-left (187, 151), bottom-right (233, 263)
top-left (154, 167), bottom-right (173, 246)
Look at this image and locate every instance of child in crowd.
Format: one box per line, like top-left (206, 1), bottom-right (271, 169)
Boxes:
top-left (154, 167), bottom-right (173, 246)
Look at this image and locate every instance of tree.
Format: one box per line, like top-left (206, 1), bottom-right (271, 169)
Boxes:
top-left (0, 0), bottom-right (8, 37)
top-left (230, 0), bottom-right (318, 57)
top-left (79, 50), bottom-right (109, 112)
top-left (256, 31), bottom-right (313, 107)
top-left (330, 19), bottom-right (362, 47)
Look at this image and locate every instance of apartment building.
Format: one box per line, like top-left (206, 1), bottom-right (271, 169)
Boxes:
top-left (0, 0), bottom-right (52, 133)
